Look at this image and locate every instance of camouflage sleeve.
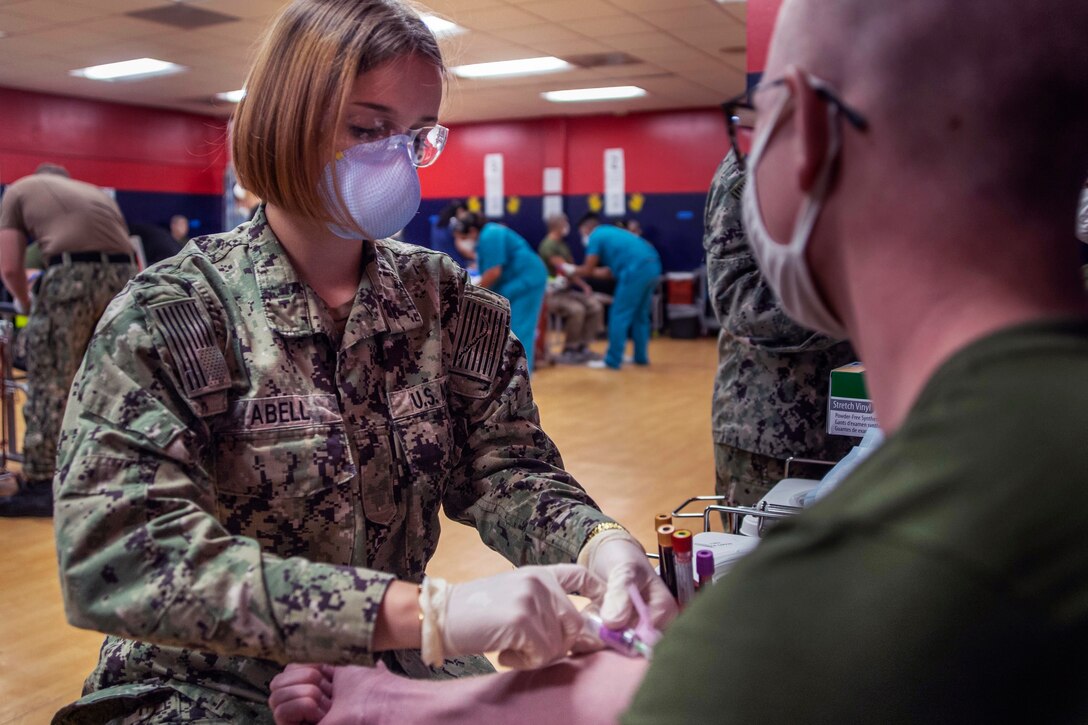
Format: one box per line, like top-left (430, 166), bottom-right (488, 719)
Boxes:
top-left (443, 284), bottom-right (613, 565)
top-left (704, 152), bottom-right (843, 354)
top-left (54, 288), bottom-right (393, 667)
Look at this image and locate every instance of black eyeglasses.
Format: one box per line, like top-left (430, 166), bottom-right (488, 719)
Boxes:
top-left (721, 76), bottom-right (869, 171)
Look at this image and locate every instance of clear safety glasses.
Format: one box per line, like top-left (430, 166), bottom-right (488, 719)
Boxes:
top-left (404, 124), bottom-right (449, 168)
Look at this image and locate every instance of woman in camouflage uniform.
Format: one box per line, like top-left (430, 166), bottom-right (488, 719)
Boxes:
top-left (51, 1), bottom-right (672, 722)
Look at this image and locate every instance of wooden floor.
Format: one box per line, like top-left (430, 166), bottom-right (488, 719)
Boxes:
top-left (0, 336), bottom-right (719, 724)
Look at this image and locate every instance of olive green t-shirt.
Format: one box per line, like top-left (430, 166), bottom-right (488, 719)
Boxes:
top-left (538, 235), bottom-right (573, 276)
top-left (626, 320), bottom-right (1088, 724)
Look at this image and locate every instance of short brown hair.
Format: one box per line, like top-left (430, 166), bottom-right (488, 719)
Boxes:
top-left (232, 0), bottom-right (443, 228)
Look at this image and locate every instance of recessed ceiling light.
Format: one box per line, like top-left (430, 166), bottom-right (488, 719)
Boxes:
top-left (70, 57), bottom-right (185, 81)
top-left (216, 89), bottom-right (246, 103)
top-left (542, 86), bottom-right (647, 103)
top-left (421, 14), bottom-right (464, 37)
top-left (452, 56), bottom-right (571, 79)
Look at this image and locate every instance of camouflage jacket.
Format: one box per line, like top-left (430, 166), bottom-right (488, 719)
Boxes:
top-left (705, 152), bottom-right (857, 460)
top-left (53, 207), bottom-right (612, 718)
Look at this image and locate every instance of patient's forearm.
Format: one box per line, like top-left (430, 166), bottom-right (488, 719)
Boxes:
top-left (322, 652), bottom-right (648, 725)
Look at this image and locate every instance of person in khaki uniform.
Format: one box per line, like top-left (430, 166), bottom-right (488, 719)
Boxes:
top-left (51, 2), bottom-right (674, 723)
top-left (0, 163), bottom-right (136, 517)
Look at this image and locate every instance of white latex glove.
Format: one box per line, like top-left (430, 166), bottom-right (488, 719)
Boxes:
top-left (13, 296), bottom-right (29, 316)
top-left (560, 262), bottom-right (578, 276)
top-left (420, 565), bottom-right (606, 670)
top-left (579, 530), bottom-right (678, 631)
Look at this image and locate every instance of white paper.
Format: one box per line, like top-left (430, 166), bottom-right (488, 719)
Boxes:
top-left (484, 153), bottom-right (504, 218)
top-left (604, 148), bottom-right (626, 216)
top-left (543, 167), bottom-right (563, 194)
top-left (543, 194), bottom-right (563, 221)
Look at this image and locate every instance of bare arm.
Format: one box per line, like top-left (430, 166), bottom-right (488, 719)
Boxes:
top-left (372, 582), bottom-right (422, 651)
top-left (0, 229), bottom-right (30, 311)
top-left (271, 652), bottom-right (649, 725)
top-left (573, 254), bottom-right (602, 278)
top-left (478, 266), bottom-right (503, 289)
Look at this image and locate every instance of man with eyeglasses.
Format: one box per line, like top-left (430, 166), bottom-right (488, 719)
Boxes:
top-left (269, 1), bottom-right (1088, 722)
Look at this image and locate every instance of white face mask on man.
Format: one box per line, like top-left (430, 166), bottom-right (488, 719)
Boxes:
top-left (741, 82), bottom-right (850, 341)
top-left (321, 135), bottom-right (422, 240)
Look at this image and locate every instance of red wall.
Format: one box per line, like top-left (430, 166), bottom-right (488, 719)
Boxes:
top-left (421, 109), bottom-right (729, 200)
top-left (748, 0), bottom-right (784, 75)
top-left (1, 85), bottom-right (728, 202)
top-left (0, 86), bottom-right (228, 195)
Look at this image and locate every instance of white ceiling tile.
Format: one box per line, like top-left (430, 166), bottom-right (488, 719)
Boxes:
top-left (193, 18), bottom-right (269, 42)
top-left (515, 0), bottom-right (621, 22)
top-left (421, 0), bottom-right (506, 14)
top-left (62, 16), bottom-right (176, 41)
top-left (194, 0), bottom-right (285, 20)
top-left (672, 22), bottom-right (747, 49)
top-left (532, 38), bottom-right (616, 57)
top-left (601, 31), bottom-right (689, 52)
top-left (565, 14), bottom-right (656, 37)
top-left (720, 2), bottom-right (746, 23)
top-left (640, 5), bottom-right (740, 31)
top-left (456, 5), bottom-right (544, 30)
top-left (487, 23), bottom-right (580, 44)
top-left (604, 0), bottom-right (709, 10)
top-left (0, 8), bottom-right (55, 34)
top-left (66, 0), bottom-right (181, 12)
top-left (2, 0), bottom-right (104, 22)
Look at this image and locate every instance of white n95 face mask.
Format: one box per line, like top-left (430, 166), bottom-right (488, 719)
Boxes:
top-left (321, 135), bottom-right (421, 240)
top-left (742, 87), bottom-right (850, 340)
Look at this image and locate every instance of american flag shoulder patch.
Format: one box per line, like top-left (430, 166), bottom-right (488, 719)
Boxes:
top-left (148, 298), bottom-right (230, 398)
top-left (451, 289), bottom-right (509, 383)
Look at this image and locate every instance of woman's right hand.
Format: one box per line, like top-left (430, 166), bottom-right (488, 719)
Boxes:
top-left (426, 565), bottom-right (606, 669)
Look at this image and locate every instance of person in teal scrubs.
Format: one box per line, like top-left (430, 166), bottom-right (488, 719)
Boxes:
top-left (453, 214), bottom-right (548, 371)
top-left (573, 213), bottom-right (662, 369)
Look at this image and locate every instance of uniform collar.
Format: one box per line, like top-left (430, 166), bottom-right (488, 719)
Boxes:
top-left (245, 206), bottom-right (422, 343)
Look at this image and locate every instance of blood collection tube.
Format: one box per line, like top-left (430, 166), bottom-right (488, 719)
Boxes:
top-left (672, 529), bottom-right (695, 607)
top-left (657, 525), bottom-right (677, 598)
top-left (695, 549), bottom-right (714, 590)
top-left (654, 513), bottom-right (672, 529)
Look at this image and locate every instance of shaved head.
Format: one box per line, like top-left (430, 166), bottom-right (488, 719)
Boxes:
top-left (770, 0), bottom-right (1088, 217)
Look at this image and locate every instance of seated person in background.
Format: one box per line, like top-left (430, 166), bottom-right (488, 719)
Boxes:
top-left (539, 213), bottom-right (604, 364)
top-left (704, 150), bottom-right (855, 506)
top-left (571, 213), bottom-right (662, 370)
top-left (452, 213), bottom-right (548, 371)
top-left (270, 0), bottom-right (1088, 722)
